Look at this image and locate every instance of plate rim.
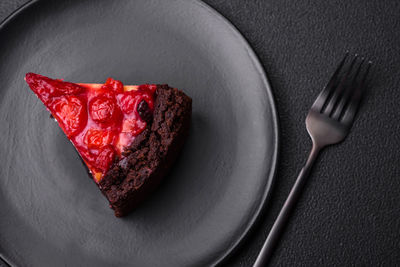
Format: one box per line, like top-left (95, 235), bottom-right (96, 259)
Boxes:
top-left (0, 0), bottom-right (280, 266)
top-left (192, 2), bottom-right (280, 265)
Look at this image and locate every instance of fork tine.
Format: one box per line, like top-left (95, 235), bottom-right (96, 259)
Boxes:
top-left (311, 52), bottom-right (349, 111)
top-left (323, 55), bottom-right (358, 116)
top-left (341, 61), bottom-right (371, 125)
top-left (331, 58), bottom-right (365, 120)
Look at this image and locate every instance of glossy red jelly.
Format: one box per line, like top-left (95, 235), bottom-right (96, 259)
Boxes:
top-left (25, 73), bottom-right (156, 182)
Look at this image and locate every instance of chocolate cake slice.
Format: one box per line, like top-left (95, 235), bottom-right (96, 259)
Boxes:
top-left (99, 85), bottom-right (192, 216)
top-left (25, 73), bottom-right (191, 217)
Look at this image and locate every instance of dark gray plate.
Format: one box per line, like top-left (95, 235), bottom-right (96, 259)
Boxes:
top-left (0, 0), bottom-right (278, 266)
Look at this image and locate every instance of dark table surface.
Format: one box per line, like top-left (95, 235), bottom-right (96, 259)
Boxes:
top-left (1, 0), bottom-right (399, 266)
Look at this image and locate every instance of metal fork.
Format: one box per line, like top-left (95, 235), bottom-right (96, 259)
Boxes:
top-left (254, 53), bottom-right (371, 266)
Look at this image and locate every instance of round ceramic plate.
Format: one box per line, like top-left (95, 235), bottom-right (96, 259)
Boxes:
top-left (0, 0), bottom-right (278, 266)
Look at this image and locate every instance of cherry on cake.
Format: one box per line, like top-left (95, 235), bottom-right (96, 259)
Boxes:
top-left (25, 73), bottom-right (192, 217)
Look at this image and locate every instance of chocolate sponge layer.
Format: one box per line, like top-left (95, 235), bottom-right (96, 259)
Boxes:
top-left (98, 85), bottom-right (192, 217)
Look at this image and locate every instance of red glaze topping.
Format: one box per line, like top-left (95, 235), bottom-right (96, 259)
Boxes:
top-left (89, 95), bottom-right (120, 125)
top-left (25, 73), bottom-right (155, 182)
top-left (51, 95), bottom-right (87, 137)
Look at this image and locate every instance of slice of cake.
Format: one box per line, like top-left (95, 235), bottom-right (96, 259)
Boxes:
top-left (25, 73), bottom-right (192, 217)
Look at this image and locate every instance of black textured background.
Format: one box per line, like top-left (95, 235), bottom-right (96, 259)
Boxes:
top-left (1, 0), bottom-right (400, 266)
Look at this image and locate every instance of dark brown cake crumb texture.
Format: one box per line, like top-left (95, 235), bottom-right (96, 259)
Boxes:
top-left (98, 85), bottom-right (192, 217)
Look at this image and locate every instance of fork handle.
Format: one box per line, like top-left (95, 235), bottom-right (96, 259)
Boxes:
top-left (253, 144), bottom-right (321, 267)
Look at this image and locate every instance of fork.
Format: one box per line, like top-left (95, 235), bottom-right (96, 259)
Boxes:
top-left (254, 53), bottom-right (371, 266)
